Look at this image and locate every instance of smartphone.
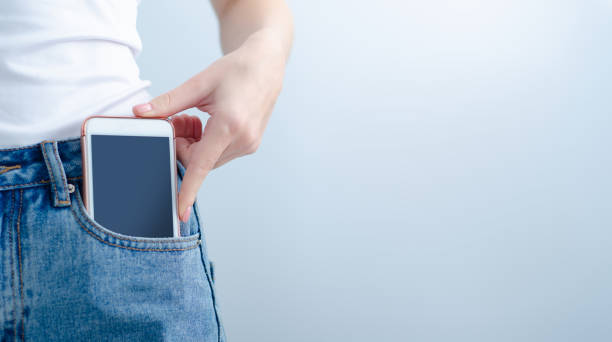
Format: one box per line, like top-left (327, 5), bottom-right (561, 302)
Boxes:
top-left (81, 116), bottom-right (180, 238)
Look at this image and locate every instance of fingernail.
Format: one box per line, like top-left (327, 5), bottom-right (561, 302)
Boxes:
top-left (180, 207), bottom-right (191, 222)
top-left (133, 103), bottom-right (152, 114)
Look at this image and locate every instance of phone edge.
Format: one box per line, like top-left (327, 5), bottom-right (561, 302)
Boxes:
top-left (80, 115), bottom-right (181, 237)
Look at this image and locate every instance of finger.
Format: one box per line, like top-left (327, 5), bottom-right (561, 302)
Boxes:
top-left (133, 73), bottom-right (214, 118)
top-left (213, 149), bottom-right (241, 169)
top-left (175, 137), bottom-right (194, 166)
top-left (170, 114), bottom-right (189, 137)
top-left (212, 155), bottom-right (235, 169)
top-left (171, 114), bottom-right (202, 139)
top-left (211, 131), bottom-right (259, 169)
top-left (178, 119), bottom-right (231, 221)
top-left (191, 115), bottom-right (203, 141)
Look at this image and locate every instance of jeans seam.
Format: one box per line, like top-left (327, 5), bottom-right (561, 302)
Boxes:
top-left (69, 204), bottom-right (201, 252)
top-left (192, 204), bottom-right (222, 342)
top-left (8, 190), bottom-right (17, 338)
top-left (0, 164), bottom-right (21, 175)
top-left (0, 146), bottom-right (38, 152)
top-left (78, 211), bottom-right (199, 243)
top-left (72, 185), bottom-right (200, 243)
top-left (199, 243), bottom-right (222, 342)
top-left (40, 143), bottom-right (62, 206)
top-left (0, 179), bottom-right (49, 189)
top-left (51, 142), bottom-right (70, 203)
top-left (0, 176), bottom-right (81, 190)
top-left (0, 137), bottom-right (80, 152)
top-left (16, 189), bottom-right (25, 341)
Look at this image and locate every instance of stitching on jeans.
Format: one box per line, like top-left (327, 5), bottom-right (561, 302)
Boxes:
top-left (8, 190), bottom-right (17, 337)
top-left (72, 185), bottom-right (200, 243)
top-left (0, 179), bottom-right (49, 189)
top-left (42, 143), bottom-right (70, 204)
top-left (79, 209), bottom-right (200, 243)
top-left (188, 183), bottom-right (223, 342)
top-left (40, 143), bottom-right (60, 206)
top-left (0, 177), bottom-right (81, 190)
top-left (0, 165), bottom-right (21, 175)
top-left (200, 243), bottom-right (223, 342)
top-left (0, 138), bottom-right (80, 152)
top-left (0, 139), bottom-right (55, 152)
top-left (51, 142), bottom-right (70, 203)
top-left (74, 202), bottom-right (200, 243)
top-left (198, 231), bottom-right (223, 341)
top-left (69, 205), bottom-right (201, 252)
top-left (0, 145), bottom-right (39, 152)
top-left (16, 189), bottom-right (25, 341)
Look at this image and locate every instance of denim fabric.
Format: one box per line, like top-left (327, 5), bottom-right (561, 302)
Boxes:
top-left (0, 138), bottom-right (225, 341)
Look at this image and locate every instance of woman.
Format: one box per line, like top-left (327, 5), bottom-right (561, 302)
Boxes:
top-left (0, 0), bottom-right (293, 340)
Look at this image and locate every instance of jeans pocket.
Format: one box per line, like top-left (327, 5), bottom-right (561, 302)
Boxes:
top-left (70, 183), bottom-right (201, 251)
top-left (39, 184), bottom-right (223, 341)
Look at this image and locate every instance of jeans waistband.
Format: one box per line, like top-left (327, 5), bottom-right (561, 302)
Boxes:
top-left (0, 138), bottom-right (82, 207)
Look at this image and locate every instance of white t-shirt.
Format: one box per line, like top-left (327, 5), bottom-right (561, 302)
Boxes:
top-left (0, 0), bottom-right (152, 148)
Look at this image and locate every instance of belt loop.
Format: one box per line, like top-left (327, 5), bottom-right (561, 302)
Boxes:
top-left (41, 141), bottom-right (71, 207)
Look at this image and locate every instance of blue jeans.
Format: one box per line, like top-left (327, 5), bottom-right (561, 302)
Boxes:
top-left (0, 139), bottom-right (225, 341)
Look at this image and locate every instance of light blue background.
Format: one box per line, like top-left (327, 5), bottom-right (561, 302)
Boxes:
top-left (137, 1), bottom-right (612, 341)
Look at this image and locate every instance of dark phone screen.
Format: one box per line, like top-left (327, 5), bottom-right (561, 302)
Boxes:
top-left (91, 135), bottom-right (174, 237)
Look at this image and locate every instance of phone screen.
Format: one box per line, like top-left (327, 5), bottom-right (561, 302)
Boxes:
top-left (90, 135), bottom-right (174, 237)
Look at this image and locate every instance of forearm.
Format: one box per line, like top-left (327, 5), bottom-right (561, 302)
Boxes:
top-left (211, 0), bottom-right (294, 62)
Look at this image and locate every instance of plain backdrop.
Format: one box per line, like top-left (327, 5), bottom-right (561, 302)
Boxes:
top-left (137, 1), bottom-right (612, 341)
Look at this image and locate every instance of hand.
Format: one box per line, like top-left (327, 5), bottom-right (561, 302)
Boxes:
top-left (133, 33), bottom-right (287, 222)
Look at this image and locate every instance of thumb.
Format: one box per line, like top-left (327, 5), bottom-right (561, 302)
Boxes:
top-left (133, 74), bottom-right (213, 117)
top-left (177, 118), bottom-right (230, 222)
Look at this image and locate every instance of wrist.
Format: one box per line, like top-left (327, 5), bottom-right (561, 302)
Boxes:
top-left (239, 28), bottom-right (291, 66)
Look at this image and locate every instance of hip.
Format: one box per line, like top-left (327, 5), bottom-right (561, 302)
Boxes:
top-left (0, 138), bottom-right (224, 341)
